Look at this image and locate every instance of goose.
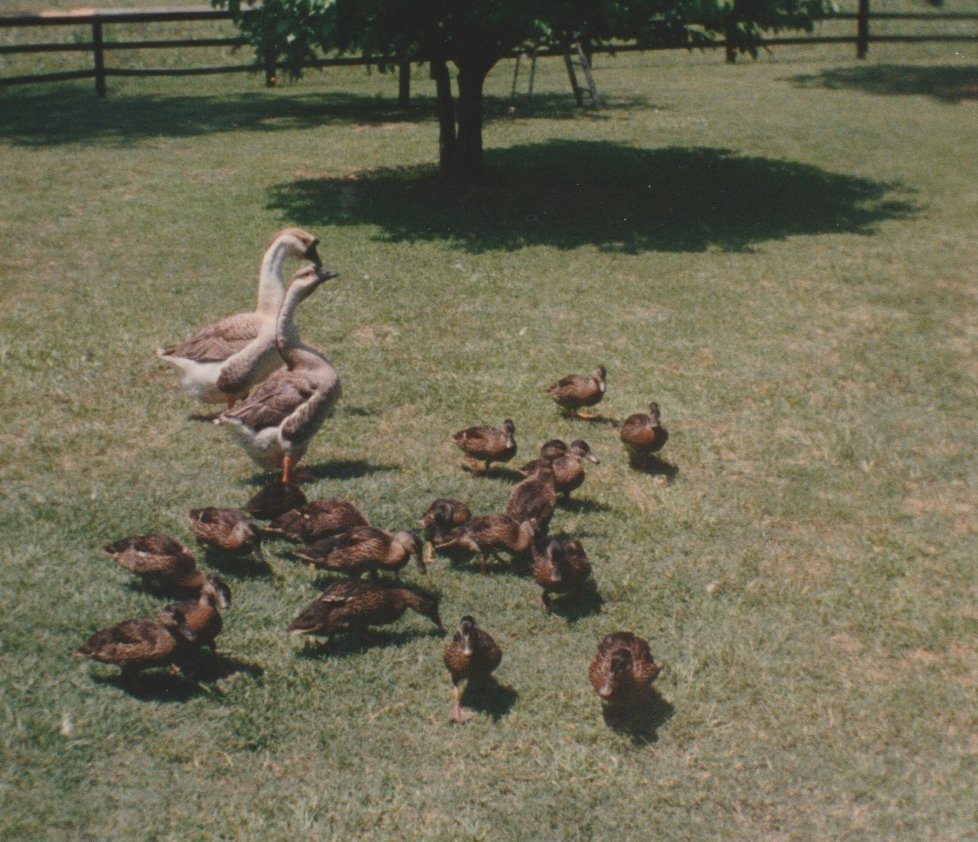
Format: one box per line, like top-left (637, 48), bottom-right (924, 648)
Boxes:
top-left (215, 263), bottom-right (340, 484)
top-left (158, 227), bottom-right (321, 408)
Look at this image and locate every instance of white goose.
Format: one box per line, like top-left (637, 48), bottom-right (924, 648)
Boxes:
top-left (216, 264), bottom-right (341, 484)
top-left (158, 227), bottom-right (321, 408)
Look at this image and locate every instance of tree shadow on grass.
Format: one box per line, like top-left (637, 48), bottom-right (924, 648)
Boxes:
top-left (268, 140), bottom-right (917, 254)
top-left (790, 64), bottom-right (978, 104)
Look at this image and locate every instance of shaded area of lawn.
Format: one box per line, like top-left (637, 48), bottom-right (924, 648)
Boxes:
top-left (268, 141), bottom-right (917, 253)
top-left (790, 63), bottom-right (978, 103)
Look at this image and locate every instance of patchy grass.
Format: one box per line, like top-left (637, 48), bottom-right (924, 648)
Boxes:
top-left (1, 38), bottom-right (977, 840)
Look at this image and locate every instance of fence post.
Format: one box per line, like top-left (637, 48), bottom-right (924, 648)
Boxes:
top-left (92, 19), bottom-right (106, 96)
top-left (857, 0), bottom-right (870, 58)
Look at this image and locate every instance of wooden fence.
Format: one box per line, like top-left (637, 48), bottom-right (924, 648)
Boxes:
top-left (1, 4), bottom-right (975, 98)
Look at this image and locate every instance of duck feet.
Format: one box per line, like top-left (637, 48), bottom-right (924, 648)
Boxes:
top-left (449, 702), bottom-right (475, 724)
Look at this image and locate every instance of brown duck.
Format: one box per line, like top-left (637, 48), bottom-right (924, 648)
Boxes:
top-left (263, 497), bottom-right (369, 544)
top-left (443, 615), bottom-right (502, 723)
top-left (161, 575), bottom-right (232, 652)
top-left (419, 498), bottom-right (472, 564)
top-left (545, 365), bottom-right (606, 418)
top-left (506, 460), bottom-right (557, 536)
top-left (619, 402), bottom-right (669, 468)
top-left (74, 606), bottom-right (198, 676)
top-left (188, 507), bottom-right (264, 564)
top-left (294, 526), bottom-right (425, 578)
top-left (532, 537), bottom-right (593, 611)
top-left (588, 632), bottom-right (662, 703)
top-left (288, 579), bottom-right (443, 641)
top-left (452, 419), bottom-right (517, 473)
top-left (243, 480), bottom-right (308, 520)
top-left (103, 533), bottom-right (206, 591)
top-left (433, 514), bottom-right (536, 575)
top-left (522, 439), bottom-right (599, 497)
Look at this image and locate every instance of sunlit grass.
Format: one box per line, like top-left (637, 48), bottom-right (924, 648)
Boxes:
top-left (1, 40), bottom-right (977, 839)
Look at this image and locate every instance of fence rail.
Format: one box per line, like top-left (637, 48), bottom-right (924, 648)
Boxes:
top-left (1, 5), bottom-right (975, 97)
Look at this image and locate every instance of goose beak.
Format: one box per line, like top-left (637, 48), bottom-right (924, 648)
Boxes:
top-left (316, 267), bottom-right (339, 283)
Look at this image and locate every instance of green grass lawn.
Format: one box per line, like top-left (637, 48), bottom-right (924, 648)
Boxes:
top-left (2, 35), bottom-right (977, 840)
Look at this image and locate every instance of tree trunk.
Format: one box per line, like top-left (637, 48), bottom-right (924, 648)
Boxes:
top-left (430, 58), bottom-right (456, 173)
top-left (452, 58), bottom-right (494, 181)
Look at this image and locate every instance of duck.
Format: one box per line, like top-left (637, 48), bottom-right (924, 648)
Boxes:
top-left (243, 479), bottom-right (308, 520)
top-left (588, 632), bottom-right (663, 704)
top-left (433, 514), bottom-right (537, 575)
top-left (188, 507), bottom-right (264, 564)
top-left (74, 605), bottom-right (198, 677)
top-left (531, 536), bottom-right (593, 611)
top-left (521, 439), bottom-right (600, 497)
top-left (545, 365), bottom-right (607, 418)
top-left (288, 579), bottom-right (443, 642)
top-left (506, 460), bottom-right (557, 536)
top-left (161, 576), bottom-right (231, 654)
top-left (451, 419), bottom-right (517, 474)
top-left (293, 526), bottom-right (426, 578)
top-left (419, 498), bottom-right (472, 564)
top-left (619, 401), bottom-right (669, 468)
top-left (443, 615), bottom-right (502, 724)
top-left (103, 533), bottom-right (207, 591)
top-left (158, 227), bottom-right (321, 408)
top-left (263, 498), bottom-right (370, 544)
top-left (216, 263), bottom-right (341, 484)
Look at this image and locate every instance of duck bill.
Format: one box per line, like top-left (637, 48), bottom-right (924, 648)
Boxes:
top-left (585, 453), bottom-right (601, 464)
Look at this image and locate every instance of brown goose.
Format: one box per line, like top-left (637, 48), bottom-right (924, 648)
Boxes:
top-left (216, 264), bottom-right (341, 484)
top-left (443, 615), bottom-right (502, 723)
top-left (158, 227), bottom-right (321, 408)
top-left (545, 365), bottom-right (606, 418)
top-left (588, 632), bottom-right (662, 704)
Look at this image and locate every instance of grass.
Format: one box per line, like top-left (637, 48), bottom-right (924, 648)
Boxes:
top-left (2, 31), bottom-right (978, 840)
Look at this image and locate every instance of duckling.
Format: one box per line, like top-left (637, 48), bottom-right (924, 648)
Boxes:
top-left (588, 632), bottom-right (662, 704)
top-left (545, 365), bottom-right (606, 418)
top-left (619, 402), bottom-right (669, 468)
top-left (288, 579), bottom-right (443, 642)
top-left (433, 514), bottom-right (536, 575)
top-left (532, 536), bottom-right (593, 612)
top-left (452, 419), bottom-right (517, 474)
top-left (243, 480), bottom-right (308, 520)
top-left (443, 615), bottom-right (502, 724)
top-left (158, 227), bottom-right (321, 409)
top-left (419, 498), bottom-right (472, 564)
top-left (263, 498), bottom-right (369, 544)
top-left (294, 526), bottom-right (426, 578)
top-left (103, 533), bottom-right (206, 591)
top-left (188, 507), bottom-right (264, 564)
top-left (506, 460), bottom-right (557, 536)
top-left (161, 575), bottom-right (232, 652)
top-left (216, 264), bottom-right (341, 484)
top-left (522, 439), bottom-right (600, 498)
top-left (74, 606), bottom-right (197, 677)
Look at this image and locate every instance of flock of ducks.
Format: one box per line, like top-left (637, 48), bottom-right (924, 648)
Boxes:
top-left (75, 227), bottom-right (671, 724)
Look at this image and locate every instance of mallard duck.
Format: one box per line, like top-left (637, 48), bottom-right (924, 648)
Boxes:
top-left (263, 498), bottom-right (369, 544)
top-left (452, 419), bottom-right (517, 474)
top-left (619, 402), bottom-right (669, 468)
top-left (103, 533), bottom-right (206, 591)
top-left (419, 498), bottom-right (472, 564)
top-left (506, 461), bottom-right (557, 536)
top-left (532, 537), bottom-right (593, 611)
top-left (545, 365), bottom-right (606, 418)
top-left (158, 227), bottom-right (321, 408)
top-left (162, 575), bottom-right (232, 652)
top-left (443, 615), bottom-right (502, 724)
top-left (294, 526), bottom-right (425, 578)
top-left (188, 507), bottom-right (264, 564)
top-left (520, 439), bottom-right (600, 497)
top-left (74, 605), bottom-right (197, 676)
top-left (243, 479), bottom-right (308, 520)
top-left (216, 264), bottom-right (341, 484)
top-left (288, 579), bottom-right (443, 641)
top-left (433, 514), bottom-right (536, 575)
top-left (588, 632), bottom-right (662, 703)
